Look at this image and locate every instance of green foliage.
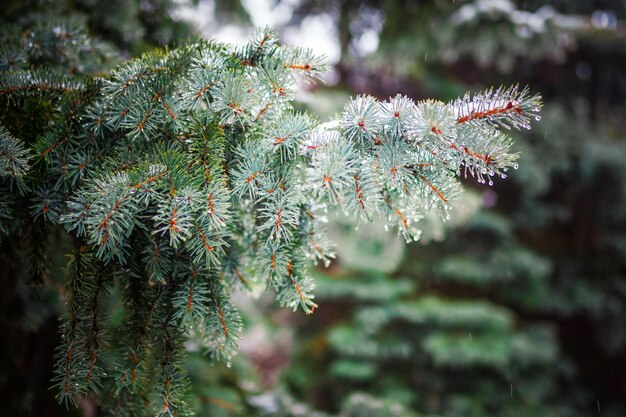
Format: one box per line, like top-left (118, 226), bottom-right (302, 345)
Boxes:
top-left (0, 9), bottom-right (542, 415)
top-left (268, 103), bottom-right (626, 416)
top-left (0, 124), bottom-right (31, 179)
top-left (281, 271), bottom-right (569, 417)
top-left (0, 0), bottom-right (193, 54)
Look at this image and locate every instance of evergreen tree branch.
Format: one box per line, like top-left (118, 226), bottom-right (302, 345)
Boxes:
top-left (0, 25), bottom-right (542, 416)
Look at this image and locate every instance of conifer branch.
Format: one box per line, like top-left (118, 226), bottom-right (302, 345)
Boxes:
top-left (0, 124), bottom-right (31, 178)
top-left (452, 85), bottom-right (542, 130)
top-left (0, 69), bottom-right (82, 101)
top-left (0, 25), bottom-right (542, 416)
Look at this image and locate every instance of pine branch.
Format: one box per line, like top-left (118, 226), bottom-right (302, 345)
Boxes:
top-left (201, 283), bottom-right (242, 364)
top-left (0, 24), bottom-right (543, 416)
top-left (115, 271), bottom-right (163, 395)
top-left (152, 281), bottom-right (191, 417)
top-left (0, 124), bottom-right (31, 178)
top-left (51, 247), bottom-right (93, 407)
top-left (280, 45), bottom-right (330, 82)
top-left (0, 69), bottom-right (82, 101)
top-left (452, 85), bottom-right (542, 130)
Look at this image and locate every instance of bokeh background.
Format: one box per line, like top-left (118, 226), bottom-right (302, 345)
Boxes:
top-left (1, 1), bottom-right (625, 416)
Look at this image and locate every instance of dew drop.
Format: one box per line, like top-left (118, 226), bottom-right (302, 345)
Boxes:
top-left (501, 173), bottom-right (507, 179)
top-left (513, 163), bottom-right (519, 170)
top-left (488, 179), bottom-right (493, 186)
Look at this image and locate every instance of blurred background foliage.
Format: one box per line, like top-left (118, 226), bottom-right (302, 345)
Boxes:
top-left (1, 0), bottom-right (625, 416)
